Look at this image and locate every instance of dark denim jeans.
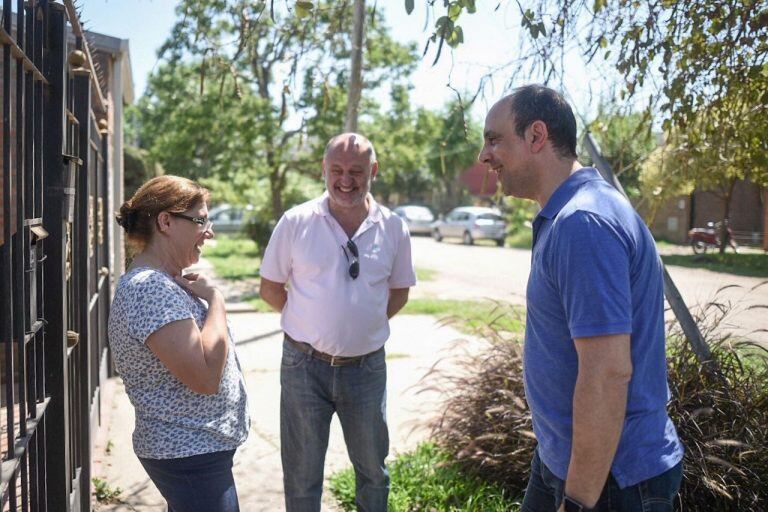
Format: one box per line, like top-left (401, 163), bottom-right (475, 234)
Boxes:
top-left (522, 448), bottom-right (683, 512)
top-left (280, 339), bottom-right (389, 512)
top-left (138, 449), bottom-right (239, 512)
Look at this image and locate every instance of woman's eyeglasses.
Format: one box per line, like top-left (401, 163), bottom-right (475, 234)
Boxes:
top-left (341, 239), bottom-right (360, 279)
top-left (170, 212), bottom-right (213, 233)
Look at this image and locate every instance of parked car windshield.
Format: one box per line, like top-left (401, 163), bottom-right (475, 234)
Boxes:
top-left (399, 206), bottom-right (434, 220)
top-left (476, 213), bottom-right (503, 221)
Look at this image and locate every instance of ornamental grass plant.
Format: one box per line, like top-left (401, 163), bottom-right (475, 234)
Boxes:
top-left (425, 288), bottom-right (768, 510)
top-left (665, 286), bottom-right (768, 510)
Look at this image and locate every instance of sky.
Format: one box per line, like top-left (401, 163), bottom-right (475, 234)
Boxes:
top-left (82, 0), bottom-right (608, 123)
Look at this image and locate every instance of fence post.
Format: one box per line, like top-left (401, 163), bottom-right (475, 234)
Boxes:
top-left (41, 2), bottom-right (72, 510)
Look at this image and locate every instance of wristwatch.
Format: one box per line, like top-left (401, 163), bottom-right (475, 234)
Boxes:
top-left (563, 495), bottom-right (593, 512)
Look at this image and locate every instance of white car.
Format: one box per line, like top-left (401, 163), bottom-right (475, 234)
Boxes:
top-left (431, 206), bottom-right (507, 246)
top-left (392, 205), bottom-right (435, 236)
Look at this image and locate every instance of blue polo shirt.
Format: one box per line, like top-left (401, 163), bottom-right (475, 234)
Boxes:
top-left (524, 167), bottom-right (683, 488)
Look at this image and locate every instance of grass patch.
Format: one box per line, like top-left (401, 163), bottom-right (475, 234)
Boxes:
top-left (506, 229), bottom-right (533, 249)
top-left (329, 443), bottom-right (520, 512)
top-left (205, 235), bottom-right (261, 280)
top-left (416, 267), bottom-right (438, 282)
top-left (401, 299), bottom-right (524, 334)
top-left (244, 294), bottom-right (276, 313)
top-left (661, 253), bottom-right (768, 278)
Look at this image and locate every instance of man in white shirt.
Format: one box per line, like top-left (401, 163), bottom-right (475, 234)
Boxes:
top-left (260, 132), bottom-right (416, 512)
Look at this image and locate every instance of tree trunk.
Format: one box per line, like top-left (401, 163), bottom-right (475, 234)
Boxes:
top-left (344, 0), bottom-right (365, 132)
top-left (719, 178), bottom-right (736, 254)
top-left (270, 171), bottom-right (284, 221)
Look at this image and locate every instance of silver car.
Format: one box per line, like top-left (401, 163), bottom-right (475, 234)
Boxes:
top-left (393, 205), bottom-right (435, 236)
top-left (207, 204), bottom-right (253, 234)
top-left (431, 206), bottom-right (506, 246)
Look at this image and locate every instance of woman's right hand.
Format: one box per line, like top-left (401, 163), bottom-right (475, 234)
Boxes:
top-left (174, 273), bottom-right (221, 303)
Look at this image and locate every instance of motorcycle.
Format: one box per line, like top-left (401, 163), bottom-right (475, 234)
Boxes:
top-left (688, 221), bottom-right (738, 254)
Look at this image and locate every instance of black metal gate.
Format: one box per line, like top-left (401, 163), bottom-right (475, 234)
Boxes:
top-left (1, 1), bottom-right (111, 510)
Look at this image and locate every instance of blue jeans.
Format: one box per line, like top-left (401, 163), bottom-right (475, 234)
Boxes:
top-left (522, 448), bottom-right (683, 511)
top-left (280, 339), bottom-right (389, 512)
top-left (138, 449), bottom-right (239, 512)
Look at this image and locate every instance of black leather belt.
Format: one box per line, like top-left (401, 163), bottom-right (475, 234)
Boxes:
top-left (284, 333), bottom-right (383, 367)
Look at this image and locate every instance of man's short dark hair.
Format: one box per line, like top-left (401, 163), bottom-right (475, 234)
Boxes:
top-left (506, 85), bottom-right (578, 159)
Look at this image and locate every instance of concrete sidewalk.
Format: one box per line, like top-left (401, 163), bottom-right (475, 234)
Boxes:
top-left (93, 310), bottom-right (474, 511)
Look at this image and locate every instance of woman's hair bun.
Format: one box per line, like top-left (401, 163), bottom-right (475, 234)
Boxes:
top-left (116, 205), bottom-right (137, 233)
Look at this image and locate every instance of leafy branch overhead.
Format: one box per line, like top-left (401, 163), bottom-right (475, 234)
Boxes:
top-left (408, 1), bottom-right (767, 133)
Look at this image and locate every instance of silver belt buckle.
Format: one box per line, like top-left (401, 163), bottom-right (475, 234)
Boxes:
top-left (330, 355), bottom-right (340, 367)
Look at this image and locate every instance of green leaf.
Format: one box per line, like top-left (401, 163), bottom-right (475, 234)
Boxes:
top-left (530, 24), bottom-right (539, 39)
top-left (447, 25), bottom-right (464, 48)
top-left (594, 0), bottom-right (606, 12)
top-left (464, 0), bottom-right (477, 14)
top-left (448, 3), bottom-right (462, 20)
top-left (405, 0), bottom-right (414, 15)
top-left (598, 35), bottom-right (608, 48)
top-left (435, 15), bottom-right (453, 36)
top-left (295, 1), bottom-right (313, 18)
top-left (537, 21), bottom-right (546, 37)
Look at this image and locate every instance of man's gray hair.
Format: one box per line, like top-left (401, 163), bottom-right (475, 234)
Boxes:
top-left (324, 133), bottom-right (377, 166)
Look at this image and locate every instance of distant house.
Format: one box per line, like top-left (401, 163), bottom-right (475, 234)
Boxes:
top-left (458, 162), bottom-right (499, 198)
top-left (642, 180), bottom-right (766, 250)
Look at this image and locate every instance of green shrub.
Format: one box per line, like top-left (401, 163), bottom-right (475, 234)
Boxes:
top-left (329, 443), bottom-right (519, 511)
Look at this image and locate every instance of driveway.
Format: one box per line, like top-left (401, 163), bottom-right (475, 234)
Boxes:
top-left (410, 236), bottom-right (768, 345)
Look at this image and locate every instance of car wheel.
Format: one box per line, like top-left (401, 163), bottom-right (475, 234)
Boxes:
top-left (462, 231), bottom-right (474, 245)
top-left (496, 238), bottom-right (505, 247)
top-left (432, 229), bottom-right (443, 242)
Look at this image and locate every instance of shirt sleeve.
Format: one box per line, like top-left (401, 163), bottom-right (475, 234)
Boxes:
top-left (260, 214), bottom-right (293, 283)
top-left (551, 210), bottom-right (633, 338)
top-left (126, 274), bottom-right (195, 343)
top-left (388, 218), bottom-right (417, 288)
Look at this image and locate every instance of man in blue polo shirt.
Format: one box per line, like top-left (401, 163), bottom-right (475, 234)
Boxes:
top-left (478, 85), bottom-right (684, 512)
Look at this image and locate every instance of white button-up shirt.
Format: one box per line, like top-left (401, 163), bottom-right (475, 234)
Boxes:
top-left (260, 193), bottom-right (417, 356)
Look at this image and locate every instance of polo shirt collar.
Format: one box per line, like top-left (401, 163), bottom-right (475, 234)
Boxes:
top-left (537, 167), bottom-right (603, 220)
top-left (313, 192), bottom-right (384, 223)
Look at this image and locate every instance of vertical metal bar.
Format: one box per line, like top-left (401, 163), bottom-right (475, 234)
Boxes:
top-left (33, 5), bottom-right (47, 511)
top-left (73, 70), bottom-right (91, 512)
top-left (2, 0), bottom-right (19, 506)
top-left (100, 134), bottom-right (110, 396)
top-left (41, 2), bottom-right (71, 510)
top-left (14, 0), bottom-right (31, 510)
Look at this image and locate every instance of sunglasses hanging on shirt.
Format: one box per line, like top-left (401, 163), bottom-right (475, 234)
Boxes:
top-left (341, 239), bottom-right (360, 279)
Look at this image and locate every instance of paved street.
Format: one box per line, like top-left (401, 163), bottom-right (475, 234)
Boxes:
top-left (410, 236), bottom-right (768, 345)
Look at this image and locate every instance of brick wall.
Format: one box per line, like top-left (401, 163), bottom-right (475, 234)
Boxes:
top-left (639, 180), bottom-right (765, 246)
top-left (692, 180), bottom-right (764, 245)
top-left (643, 195), bottom-right (691, 243)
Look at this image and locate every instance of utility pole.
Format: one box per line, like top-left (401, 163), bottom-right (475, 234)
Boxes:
top-left (344, 0), bottom-right (365, 132)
